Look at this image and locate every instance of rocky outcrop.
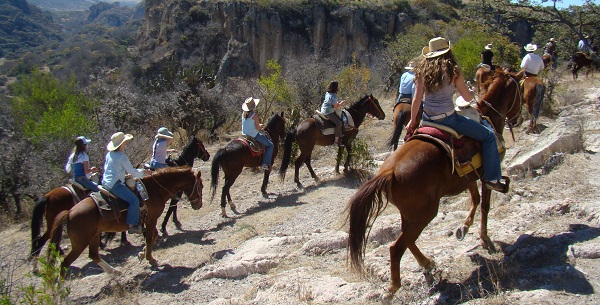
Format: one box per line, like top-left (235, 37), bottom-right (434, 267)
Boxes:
top-left (139, 1), bottom-right (416, 77)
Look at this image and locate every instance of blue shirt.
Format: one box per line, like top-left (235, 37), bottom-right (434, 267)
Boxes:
top-left (242, 111), bottom-right (259, 137)
top-left (399, 71), bottom-right (415, 96)
top-left (102, 151), bottom-right (145, 189)
top-left (321, 92), bottom-right (337, 115)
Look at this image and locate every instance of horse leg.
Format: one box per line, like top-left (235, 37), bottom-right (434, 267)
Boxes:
top-left (456, 182), bottom-right (481, 240)
top-left (479, 188), bottom-right (496, 252)
top-left (304, 151), bottom-right (319, 183)
top-left (89, 234), bottom-right (120, 275)
top-left (221, 174), bottom-right (239, 217)
top-left (120, 232), bottom-right (130, 247)
top-left (335, 146), bottom-right (343, 174)
top-left (171, 196), bottom-right (182, 229)
top-left (141, 220), bottom-right (160, 267)
top-left (294, 152), bottom-right (307, 187)
top-left (261, 170), bottom-right (270, 196)
top-left (343, 141), bottom-right (352, 173)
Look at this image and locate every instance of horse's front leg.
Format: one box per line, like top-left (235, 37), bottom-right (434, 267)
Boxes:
top-left (479, 188), bottom-right (496, 251)
top-left (343, 141), bottom-right (352, 173)
top-left (141, 220), bottom-right (160, 267)
top-left (335, 147), bottom-right (343, 174)
top-left (261, 170), bottom-right (270, 196)
top-left (456, 181), bottom-right (481, 240)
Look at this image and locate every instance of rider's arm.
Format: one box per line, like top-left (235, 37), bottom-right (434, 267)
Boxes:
top-left (406, 76), bottom-right (424, 134)
top-left (455, 70), bottom-right (474, 102)
top-left (252, 112), bottom-right (264, 130)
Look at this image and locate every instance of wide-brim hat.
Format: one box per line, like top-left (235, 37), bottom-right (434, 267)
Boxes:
top-left (422, 37), bottom-right (452, 59)
top-left (155, 127), bottom-right (173, 139)
top-left (107, 132), bottom-right (133, 151)
top-left (549, 38), bottom-right (555, 42)
top-left (524, 43), bottom-right (537, 52)
top-left (485, 43), bottom-right (493, 50)
top-left (242, 97), bottom-right (260, 111)
top-left (76, 136), bottom-right (91, 144)
top-left (404, 61), bottom-right (415, 70)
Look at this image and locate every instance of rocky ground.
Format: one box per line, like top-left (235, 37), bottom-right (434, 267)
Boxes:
top-left (1, 72), bottom-right (599, 304)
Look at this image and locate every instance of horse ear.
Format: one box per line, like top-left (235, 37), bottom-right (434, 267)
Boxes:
top-left (280, 111), bottom-right (284, 118)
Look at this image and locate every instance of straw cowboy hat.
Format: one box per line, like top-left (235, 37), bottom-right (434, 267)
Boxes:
top-left (242, 97), bottom-right (260, 111)
top-left (155, 127), bottom-right (173, 139)
top-left (76, 136), bottom-right (91, 144)
top-left (422, 37), bottom-right (452, 58)
top-left (549, 38), bottom-right (556, 42)
top-left (524, 43), bottom-right (537, 52)
top-left (107, 132), bottom-right (133, 151)
top-left (484, 43), bottom-right (493, 50)
top-left (404, 61), bottom-right (415, 70)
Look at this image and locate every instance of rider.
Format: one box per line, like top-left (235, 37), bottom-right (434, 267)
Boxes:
top-left (406, 37), bottom-right (507, 192)
top-left (478, 43), bottom-right (495, 71)
top-left (520, 43), bottom-right (545, 77)
top-left (321, 81), bottom-right (346, 147)
top-left (149, 127), bottom-right (175, 169)
top-left (578, 34), bottom-right (593, 54)
top-left (395, 61), bottom-right (416, 105)
top-left (102, 132), bottom-right (152, 234)
top-left (241, 97), bottom-right (274, 171)
top-left (65, 136), bottom-right (100, 191)
top-left (543, 38), bottom-right (558, 69)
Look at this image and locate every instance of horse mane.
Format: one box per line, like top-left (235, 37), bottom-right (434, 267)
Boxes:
top-left (149, 166), bottom-right (192, 178)
top-left (482, 71), bottom-right (509, 103)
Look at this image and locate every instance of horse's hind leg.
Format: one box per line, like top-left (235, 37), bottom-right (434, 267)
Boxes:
top-left (221, 175), bottom-right (239, 217)
top-left (456, 182), bottom-right (481, 240)
top-left (304, 152), bottom-right (319, 183)
top-left (89, 234), bottom-right (120, 275)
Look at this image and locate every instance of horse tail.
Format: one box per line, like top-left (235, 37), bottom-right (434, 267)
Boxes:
top-left (210, 148), bottom-right (225, 203)
top-left (533, 84), bottom-right (545, 119)
top-left (346, 170), bottom-right (393, 273)
top-left (279, 128), bottom-right (297, 180)
top-left (386, 108), bottom-right (405, 150)
top-left (30, 196), bottom-right (47, 257)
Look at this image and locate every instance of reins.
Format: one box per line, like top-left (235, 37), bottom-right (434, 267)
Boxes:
top-left (148, 171), bottom-right (201, 205)
top-left (477, 75), bottom-right (520, 141)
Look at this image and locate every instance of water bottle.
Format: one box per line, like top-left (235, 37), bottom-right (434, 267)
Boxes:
top-left (135, 180), bottom-right (149, 201)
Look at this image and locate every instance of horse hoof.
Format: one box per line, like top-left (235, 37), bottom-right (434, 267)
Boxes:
top-left (220, 208), bottom-right (228, 218)
top-left (149, 259), bottom-right (159, 268)
top-left (456, 226), bottom-right (469, 240)
top-left (174, 222), bottom-right (183, 230)
top-left (138, 252), bottom-right (145, 261)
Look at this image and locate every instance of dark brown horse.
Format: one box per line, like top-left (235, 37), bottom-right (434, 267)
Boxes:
top-left (210, 112), bottom-right (286, 217)
top-left (387, 101), bottom-right (422, 150)
top-left (346, 71), bottom-right (520, 297)
top-left (160, 137), bottom-right (210, 234)
top-left (542, 54), bottom-right (554, 70)
top-left (570, 52), bottom-right (599, 79)
top-left (30, 137), bottom-right (208, 259)
top-left (279, 95), bottom-right (385, 187)
top-left (48, 167), bottom-right (203, 275)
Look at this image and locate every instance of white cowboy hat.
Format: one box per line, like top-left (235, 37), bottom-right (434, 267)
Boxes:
top-left (242, 97), bottom-right (260, 111)
top-left (404, 61), bottom-right (415, 70)
top-left (155, 127), bottom-right (173, 139)
top-left (76, 136), bottom-right (91, 144)
top-left (422, 37), bottom-right (452, 59)
top-left (107, 132), bottom-right (133, 151)
top-left (549, 38), bottom-right (556, 42)
top-left (524, 43), bottom-right (537, 52)
top-left (484, 43), bottom-right (493, 50)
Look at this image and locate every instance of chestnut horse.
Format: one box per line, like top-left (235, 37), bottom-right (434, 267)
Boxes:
top-left (48, 167), bottom-right (203, 276)
top-left (210, 112), bottom-right (286, 217)
top-left (542, 54), bottom-right (554, 70)
top-left (346, 71), bottom-right (520, 297)
top-left (279, 95), bottom-right (385, 187)
top-left (30, 137), bottom-right (209, 259)
top-left (516, 70), bottom-right (545, 133)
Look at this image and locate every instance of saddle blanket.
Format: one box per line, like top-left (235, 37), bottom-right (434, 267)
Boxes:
top-left (314, 109), bottom-right (355, 135)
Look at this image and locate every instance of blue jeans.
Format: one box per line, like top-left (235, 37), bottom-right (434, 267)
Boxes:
top-left (75, 176), bottom-right (100, 192)
top-left (427, 113), bottom-right (501, 181)
top-left (108, 180), bottom-right (140, 225)
top-left (150, 161), bottom-right (167, 169)
top-left (255, 133), bottom-right (274, 167)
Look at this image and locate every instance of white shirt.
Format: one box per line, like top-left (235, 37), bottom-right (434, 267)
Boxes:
top-left (102, 151), bottom-right (145, 188)
top-left (520, 53), bottom-right (545, 75)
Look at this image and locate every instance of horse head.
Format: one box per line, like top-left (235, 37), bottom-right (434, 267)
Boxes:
top-left (265, 112), bottom-right (286, 140)
top-left (193, 136), bottom-right (210, 161)
top-left (184, 168), bottom-right (203, 210)
top-left (364, 94), bottom-right (386, 120)
top-left (477, 71), bottom-right (521, 132)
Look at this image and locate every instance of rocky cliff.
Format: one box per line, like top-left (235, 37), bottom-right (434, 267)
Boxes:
top-left (138, 1), bottom-right (416, 78)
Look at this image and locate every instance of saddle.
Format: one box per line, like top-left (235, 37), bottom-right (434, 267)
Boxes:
top-left (62, 183), bottom-right (90, 205)
top-left (235, 133), bottom-right (271, 157)
top-left (407, 102), bottom-right (505, 178)
top-left (313, 109), bottom-right (356, 136)
top-left (90, 180), bottom-right (148, 224)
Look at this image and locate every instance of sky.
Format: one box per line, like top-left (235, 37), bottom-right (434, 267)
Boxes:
top-left (540, 0), bottom-right (600, 8)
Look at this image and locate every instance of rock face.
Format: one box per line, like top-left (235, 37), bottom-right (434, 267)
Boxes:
top-left (139, 1), bottom-right (414, 77)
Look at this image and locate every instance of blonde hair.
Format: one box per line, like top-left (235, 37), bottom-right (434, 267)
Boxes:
top-left (414, 51), bottom-right (460, 94)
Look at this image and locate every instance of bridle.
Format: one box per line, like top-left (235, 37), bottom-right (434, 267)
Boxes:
top-left (364, 95), bottom-right (384, 119)
top-left (477, 75), bottom-right (521, 141)
top-left (148, 171), bottom-right (202, 206)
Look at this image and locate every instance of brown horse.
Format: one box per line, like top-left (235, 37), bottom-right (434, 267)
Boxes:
top-left (387, 101), bottom-right (423, 150)
top-left (279, 95), bottom-right (385, 187)
top-left (346, 71), bottom-right (520, 297)
top-left (542, 54), bottom-right (554, 70)
top-left (570, 52), bottom-right (599, 79)
top-left (210, 112), bottom-right (286, 217)
top-left (48, 167), bottom-right (203, 276)
top-left (474, 65), bottom-right (496, 95)
top-left (30, 137), bottom-right (209, 259)
top-left (516, 70), bottom-right (545, 133)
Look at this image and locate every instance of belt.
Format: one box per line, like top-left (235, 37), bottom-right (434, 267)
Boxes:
top-left (423, 110), bottom-right (455, 121)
